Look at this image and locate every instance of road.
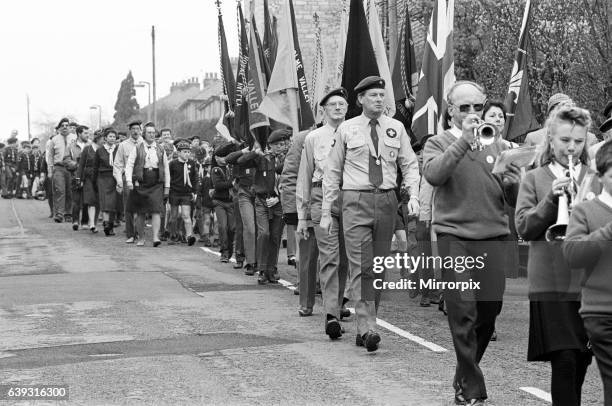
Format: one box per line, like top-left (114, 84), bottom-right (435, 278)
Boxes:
top-left (0, 198), bottom-right (604, 405)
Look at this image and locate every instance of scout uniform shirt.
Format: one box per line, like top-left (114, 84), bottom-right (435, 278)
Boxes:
top-left (296, 123), bottom-right (336, 220)
top-left (322, 113), bottom-right (420, 212)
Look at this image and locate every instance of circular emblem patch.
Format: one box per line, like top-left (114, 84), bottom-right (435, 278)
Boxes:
top-left (390, 151), bottom-right (396, 158)
top-left (386, 128), bottom-right (397, 138)
top-left (486, 155), bottom-right (494, 164)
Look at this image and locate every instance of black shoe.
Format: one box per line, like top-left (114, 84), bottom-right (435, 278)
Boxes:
top-left (233, 261), bottom-right (244, 269)
top-left (420, 295), bottom-right (431, 307)
top-left (220, 255), bottom-right (229, 263)
top-left (90, 226), bottom-right (98, 234)
top-left (355, 334), bottom-right (364, 347)
top-left (455, 393), bottom-right (467, 405)
top-left (298, 307), bottom-right (313, 317)
top-left (325, 317), bottom-right (342, 340)
top-left (108, 229), bottom-right (116, 236)
top-left (203, 238), bottom-right (212, 247)
top-left (340, 308), bottom-right (351, 320)
top-left (153, 240), bottom-right (161, 248)
top-left (293, 288), bottom-right (299, 295)
top-left (490, 330), bottom-right (497, 341)
top-left (257, 273), bottom-right (269, 285)
top-left (187, 236), bottom-right (196, 246)
top-left (362, 330), bottom-right (381, 352)
top-left (287, 257), bottom-right (296, 267)
top-left (244, 264), bottom-right (256, 276)
top-left (72, 223), bottom-right (79, 231)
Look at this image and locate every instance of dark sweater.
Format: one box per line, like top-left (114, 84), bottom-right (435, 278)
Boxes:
top-left (168, 159), bottom-right (200, 196)
top-left (422, 131), bottom-right (516, 239)
top-left (515, 165), bottom-right (590, 299)
top-left (17, 152), bottom-right (36, 176)
top-left (226, 150), bottom-right (254, 189)
top-left (211, 165), bottom-right (233, 202)
top-left (237, 152), bottom-right (281, 196)
top-left (563, 197), bottom-right (612, 317)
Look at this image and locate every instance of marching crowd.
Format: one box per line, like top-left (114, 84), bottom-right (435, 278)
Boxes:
top-left (2, 76), bottom-right (612, 405)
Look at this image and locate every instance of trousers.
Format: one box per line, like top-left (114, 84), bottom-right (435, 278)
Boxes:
top-left (214, 199), bottom-right (234, 258)
top-left (254, 198), bottom-right (283, 273)
top-left (584, 316), bottom-right (612, 405)
top-left (233, 193), bottom-right (244, 262)
top-left (52, 166), bottom-right (72, 219)
top-left (238, 187), bottom-right (257, 264)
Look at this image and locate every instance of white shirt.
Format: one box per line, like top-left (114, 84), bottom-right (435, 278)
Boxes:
top-left (143, 142), bottom-right (159, 169)
top-left (599, 189), bottom-right (612, 210)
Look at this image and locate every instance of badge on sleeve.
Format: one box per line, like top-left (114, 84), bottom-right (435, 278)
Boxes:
top-left (386, 128), bottom-right (397, 138)
top-left (390, 151), bottom-right (396, 159)
top-left (486, 155), bottom-right (494, 164)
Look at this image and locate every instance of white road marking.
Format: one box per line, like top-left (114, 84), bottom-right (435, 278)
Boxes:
top-left (520, 387), bottom-right (552, 403)
top-left (10, 199), bottom-right (25, 236)
top-left (198, 247), bottom-right (447, 352)
top-left (200, 247), bottom-right (236, 263)
top-left (88, 353), bottom-right (123, 358)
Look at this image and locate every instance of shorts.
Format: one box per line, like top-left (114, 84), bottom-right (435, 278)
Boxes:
top-left (170, 194), bottom-right (193, 207)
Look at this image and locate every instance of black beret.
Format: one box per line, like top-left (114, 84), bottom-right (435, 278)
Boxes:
top-left (319, 87), bottom-right (348, 107)
top-left (76, 125), bottom-right (89, 133)
top-left (354, 76), bottom-right (385, 94)
top-left (603, 101), bottom-right (612, 119)
top-left (600, 117), bottom-right (612, 133)
top-left (117, 131), bottom-right (127, 136)
top-left (190, 135), bottom-right (201, 141)
top-left (55, 117), bottom-right (70, 130)
top-left (143, 121), bottom-right (155, 128)
top-left (160, 128), bottom-right (172, 133)
top-left (7, 137), bottom-right (18, 144)
top-left (0, 143), bottom-right (5, 148)
top-left (128, 120), bottom-right (142, 128)
top-left (214, 142), bottom-right (238, 157)
top-left (104, 127), bottom-right (117, 136)
top-left (21, 141), bottom-right (31, 148)
top-left (30, 137), bottom-right (39, 143)
top-left (174, 139), bottom-right (191, 151)
top-left (268, 128), bottom-right (292, 144)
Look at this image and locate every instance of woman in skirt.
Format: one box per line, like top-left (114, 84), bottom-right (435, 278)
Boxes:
top-left (78, 130), bottom-right (102, 233)
top-left (93, 129), bottom-right (119, 236)
top-left (125, 122), bottom-right (170, 247)
top-left (515, 106), bottom-right (593, 406)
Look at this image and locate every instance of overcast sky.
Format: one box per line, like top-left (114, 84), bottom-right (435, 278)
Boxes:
top-left (0, 0), bottom-right (240, 140)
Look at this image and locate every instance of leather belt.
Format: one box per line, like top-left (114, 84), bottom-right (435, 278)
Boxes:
top-left (343, 188), bottom-right (393, 194)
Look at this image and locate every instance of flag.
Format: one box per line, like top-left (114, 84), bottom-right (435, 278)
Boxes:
top-left (216, 6), bottom-right (236, 141)
top-left (504, 0), bottom-right (538, 141)
top-left (288, 0), bottom-right (315, 130)
top-left (367, 0), bottom-right (395, 116)
top-left (234, 2), bottom-right (250, 142)
top-left (258, 0), bottom-right (300, 133)
top-left (262, 0), bottom-right (278, 70)
top-left (248, 14), bottom-right (271, 146)
top-left (215, 110), bottom-right (234, 142)
top-left (311, 13), bottom-right (327, 122)
top-left (411, 0), bottom-right (455, 142)
top-left (341, 0), bottom-right (380, 119)
top-left (391, 0), bottom-right (419, 143)
top-left (333, 0), bottom-right (349, 87)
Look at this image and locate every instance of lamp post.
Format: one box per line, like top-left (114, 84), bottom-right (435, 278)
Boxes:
top-left (89, 105), bottom-right (102, 129)
top-left (134, 81), bottom-right (151, 122)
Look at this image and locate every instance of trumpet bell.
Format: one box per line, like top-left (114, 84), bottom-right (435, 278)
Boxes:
top-left (545, 224), bottom-right (567, 242)
top-left (545, 194), bottom-right (570, 242)
top-left (477, 123), bottom-right (499, 138)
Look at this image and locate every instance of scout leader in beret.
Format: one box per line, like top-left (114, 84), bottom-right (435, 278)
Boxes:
top-left (322, 76), bottom-right (420, 352)
top-left (296, 87), bottom-right (351, 338)
top-left (238, 129), bottom-right (291, 285)
top-left (167, 139), bottom-right (201, 246)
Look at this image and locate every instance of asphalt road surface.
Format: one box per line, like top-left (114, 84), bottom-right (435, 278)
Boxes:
top-left (0, 198), bottom-right (604, 405)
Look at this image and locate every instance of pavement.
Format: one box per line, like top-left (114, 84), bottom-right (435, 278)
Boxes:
top-left (0, 198), bottom-right (604, 405)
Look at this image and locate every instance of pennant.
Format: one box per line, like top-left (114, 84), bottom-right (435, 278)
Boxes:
top-left (411, 0), bottom-right (455, 142)
top-left (216, 4), bottom-right (237, 141)
top-left (258, 0), bottom-right (300, 132)
top-left (391, 0), bottom-right (419, 144)
top-left (262, 0), bottom-right (278, 70)
top-left (341, 0), bottom-right (380, 119)
top-left (234, 2), bottom-right (250, 142)
top-left (504, 0), bottom-right (539, 141)
top-left (248, 14), bottom-right (271, 146)
top-left (288, 0), bottom-right (315, 130)
top-left (367, 0), bottom-right (395, 116)
top-left (333, 0), bottom-right (349, 88)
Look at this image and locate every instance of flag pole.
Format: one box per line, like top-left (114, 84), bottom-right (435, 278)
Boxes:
top-left (151, 25), bottom-right (157, 126)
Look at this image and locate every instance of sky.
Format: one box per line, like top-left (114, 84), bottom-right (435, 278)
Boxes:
top-left (0, 0), bottom-right (240, 140)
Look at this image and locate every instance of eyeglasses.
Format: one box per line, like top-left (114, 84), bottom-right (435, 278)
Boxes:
top-left (454, 103), bottom-right (485, 113)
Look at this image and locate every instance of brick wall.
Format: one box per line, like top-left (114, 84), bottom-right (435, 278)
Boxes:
top-left (243, 0), bottom-right (425, 97)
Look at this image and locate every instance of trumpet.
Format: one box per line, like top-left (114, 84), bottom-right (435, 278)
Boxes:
top-left (545, 154), bottom-right (576, 242)
top-left (470, 122), bottom-right (500, 151)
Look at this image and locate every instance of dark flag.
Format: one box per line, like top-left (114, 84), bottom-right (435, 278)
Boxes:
top-left (215, 3), bottom-right (236, 142)
top-left (504, 0), bottom-right (538, 141)
top-left (262, 0), bottom-right (277, 70)
top-left (411, 0), bottom-right (455, 142)
top-left (341, 0), bottom-right (379, 119)
top-left (248, 14), bottom-right (271, 147)
top-left (391, 1), bottom-right (419, 144)
top-left (234, 2), bottom-right (250, 143)
top-left (288, 0), bottom-right (315, 130)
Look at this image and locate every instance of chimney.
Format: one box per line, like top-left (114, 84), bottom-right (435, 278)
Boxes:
top-left (203, 72), bottom-right (219, 88)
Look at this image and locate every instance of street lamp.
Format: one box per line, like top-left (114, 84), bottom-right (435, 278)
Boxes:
top-left (134, 81), bottom-right (151, 122)
top-left (89, 105), bottom-right (102, 129)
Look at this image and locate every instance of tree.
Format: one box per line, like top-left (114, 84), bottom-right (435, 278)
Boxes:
top-left (112, 71), bottom-right (140, 128)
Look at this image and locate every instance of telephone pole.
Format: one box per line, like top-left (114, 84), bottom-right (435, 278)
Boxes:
top-left (152, 25), bottom-right (157, 125)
